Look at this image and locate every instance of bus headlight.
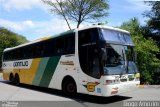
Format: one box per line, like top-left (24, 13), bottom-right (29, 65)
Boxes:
top-left (105, 79), bottom-right (120, 85)
top-left (106, 80), bottom-right (113, 84)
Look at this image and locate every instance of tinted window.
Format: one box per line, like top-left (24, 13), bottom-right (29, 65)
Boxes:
top-left (55, 37), bottom-right (65, 55)
top-left (78, 28), bottom-right (101, 79)
top-left (65, 34), bottom-right (75, 54)
top-left (79, 28), bottom-right (98, 47)
top-left (3, 32), bottom-right (75, 61)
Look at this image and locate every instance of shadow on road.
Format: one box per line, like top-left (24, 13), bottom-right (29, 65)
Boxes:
top-left (1, 81), bottom-right (132, 104)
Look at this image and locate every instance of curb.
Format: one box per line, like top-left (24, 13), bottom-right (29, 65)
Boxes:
top-left (137, 85), bottom-right (160, 88)
top-left (137, 85), bottom-right (145, 88)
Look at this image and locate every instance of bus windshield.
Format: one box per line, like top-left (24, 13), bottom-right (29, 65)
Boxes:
top-left (103, 44), bottom-right (126, 75)
top-left (103, 44), bottom-right (138, 75)
top-left (126, 46), bottom-right (138, 74)
top-left (100, 29), bottom-right (138, 75)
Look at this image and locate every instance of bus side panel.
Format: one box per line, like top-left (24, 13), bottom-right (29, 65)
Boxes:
top-left (19, 58), bottom-right (41, 85)
top-left (3, 69), bottom-right (11, 81)
top-left (17, 69), bottom-right (25, 83)
top-left (13, 68), bottom-right (19, 78)
top-left (2, 60), bottom-right (13, 81)
top-left (2, 58), bottom-right (40, 84)
top-left (24, 58), bottom-right (40, 84)
top-left (39, 56), bottom-right (61, 87)
top-left (48, 55), bottom-right (78, 90)
top-left (3, 68), bottom-right (25, 83)
top-left (32, 57), bottom-right (50, 86)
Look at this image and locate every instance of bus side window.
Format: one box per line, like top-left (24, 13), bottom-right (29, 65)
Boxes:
top-left (65, 34), bottom-right (75, 54)
top-left (24, 45), bottom-right (30, 59)
top-left (28, 45), bottom-right (34, 58)
top-left (3, 53), bottom-right (5, 61)
top-left (40, 42), bottom-right (45, 57)
top-left (79, 30), bottom-right (91, 46)
top-left (55, 38), bottom-right (65, 55)
top-left (22, 47), bottom-right (27, 59)
top-left (11, 50), bottom-right (16, 60)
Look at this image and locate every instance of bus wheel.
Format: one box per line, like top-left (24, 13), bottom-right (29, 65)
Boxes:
top-left (62, 78), bottom-right (77, 96)
top-left (14, 74), bottom-right (20, 85)
top-left (9, 73), bottom-right (14, 83)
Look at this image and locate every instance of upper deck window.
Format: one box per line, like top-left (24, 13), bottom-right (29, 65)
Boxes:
top-left (101, 29), bottom-right (134, 46)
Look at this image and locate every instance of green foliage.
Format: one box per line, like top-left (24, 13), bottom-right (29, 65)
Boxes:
top-left (120, 18), bottom-right (160, 84)
top-left (143, 1), bottom-right (160, 46)
top-left (42, 0), bottom-right (109, 28)
top-left (0, 27), bottom-right (28, 67)
top-left (142, 1), bottom-right (160, 84)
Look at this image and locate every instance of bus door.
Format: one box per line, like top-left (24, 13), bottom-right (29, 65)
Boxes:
top-left (87, 46), bottom-right (102, 96)
top-left (78, 45), bottom-right (89, 94)
top-left (78, 28), bottom-right (102, 95)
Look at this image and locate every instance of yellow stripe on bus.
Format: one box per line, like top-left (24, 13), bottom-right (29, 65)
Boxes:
top-left (19, 58), bottom-right (41, 84)
top-left (3, 70), bottom-right (10, 81)
top-left (27, 58), bottom-right (41, 84)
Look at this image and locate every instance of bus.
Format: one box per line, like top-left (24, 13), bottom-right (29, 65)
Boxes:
top-left (2, 25), bottom-right (140, 97)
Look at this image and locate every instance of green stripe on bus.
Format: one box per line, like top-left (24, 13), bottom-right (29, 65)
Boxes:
top-left (39, 56), bottom-right (61, 87)
top-left (32, 57), bottom-right (49, 86)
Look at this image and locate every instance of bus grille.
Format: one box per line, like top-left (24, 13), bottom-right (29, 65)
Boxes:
top-left (120, 79), bottom-right (127, 82)
top-left (129, 78), bottom-right (134, 81)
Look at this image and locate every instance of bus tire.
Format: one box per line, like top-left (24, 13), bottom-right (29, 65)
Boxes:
top-left (9, 73), bottom-right (14, 83)
top-left (62, 77), bottom-right (77, 96)
top-left (14, 74), bottom-right (20, 85)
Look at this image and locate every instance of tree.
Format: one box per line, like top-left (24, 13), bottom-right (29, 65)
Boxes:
top-left (0, 27), bottom-right (28, 68)
top-left (120, 18), bottom-right (160, 84)
top-left (42, 0), bottom-right (109, 29)
top-left (143, 1), bottom-right (160, 46)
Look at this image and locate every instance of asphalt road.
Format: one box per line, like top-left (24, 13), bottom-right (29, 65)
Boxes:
top-left (0, 74), bottom-right (160, 107)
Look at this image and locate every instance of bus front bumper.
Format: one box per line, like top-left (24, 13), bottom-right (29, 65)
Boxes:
top-left (102, 81), bottom-right (140, 97)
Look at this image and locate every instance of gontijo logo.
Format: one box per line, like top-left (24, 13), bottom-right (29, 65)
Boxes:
top-left (3, 59), bottom-right (32, 69)
top-left (13, 61), bottom-right (28, 67)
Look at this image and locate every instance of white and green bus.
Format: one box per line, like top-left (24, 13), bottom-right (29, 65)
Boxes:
top-left (2, 25), bottom-right (140, 96)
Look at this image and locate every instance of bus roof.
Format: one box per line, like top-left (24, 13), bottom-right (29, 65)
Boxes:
top-left (4, 25), bottom-right (130, 52)
top-left (77, 25), bottom-right (130, 34)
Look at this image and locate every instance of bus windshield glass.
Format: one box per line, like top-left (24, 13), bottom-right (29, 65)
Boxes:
top-left (103, 44), bottom-right (126, 75)
top-left (103, 45), bottom-right (138, 75)
top-left (100, 29), bottom-right (138, 75)
top-left (126, 46), bottom-right (138, 74)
